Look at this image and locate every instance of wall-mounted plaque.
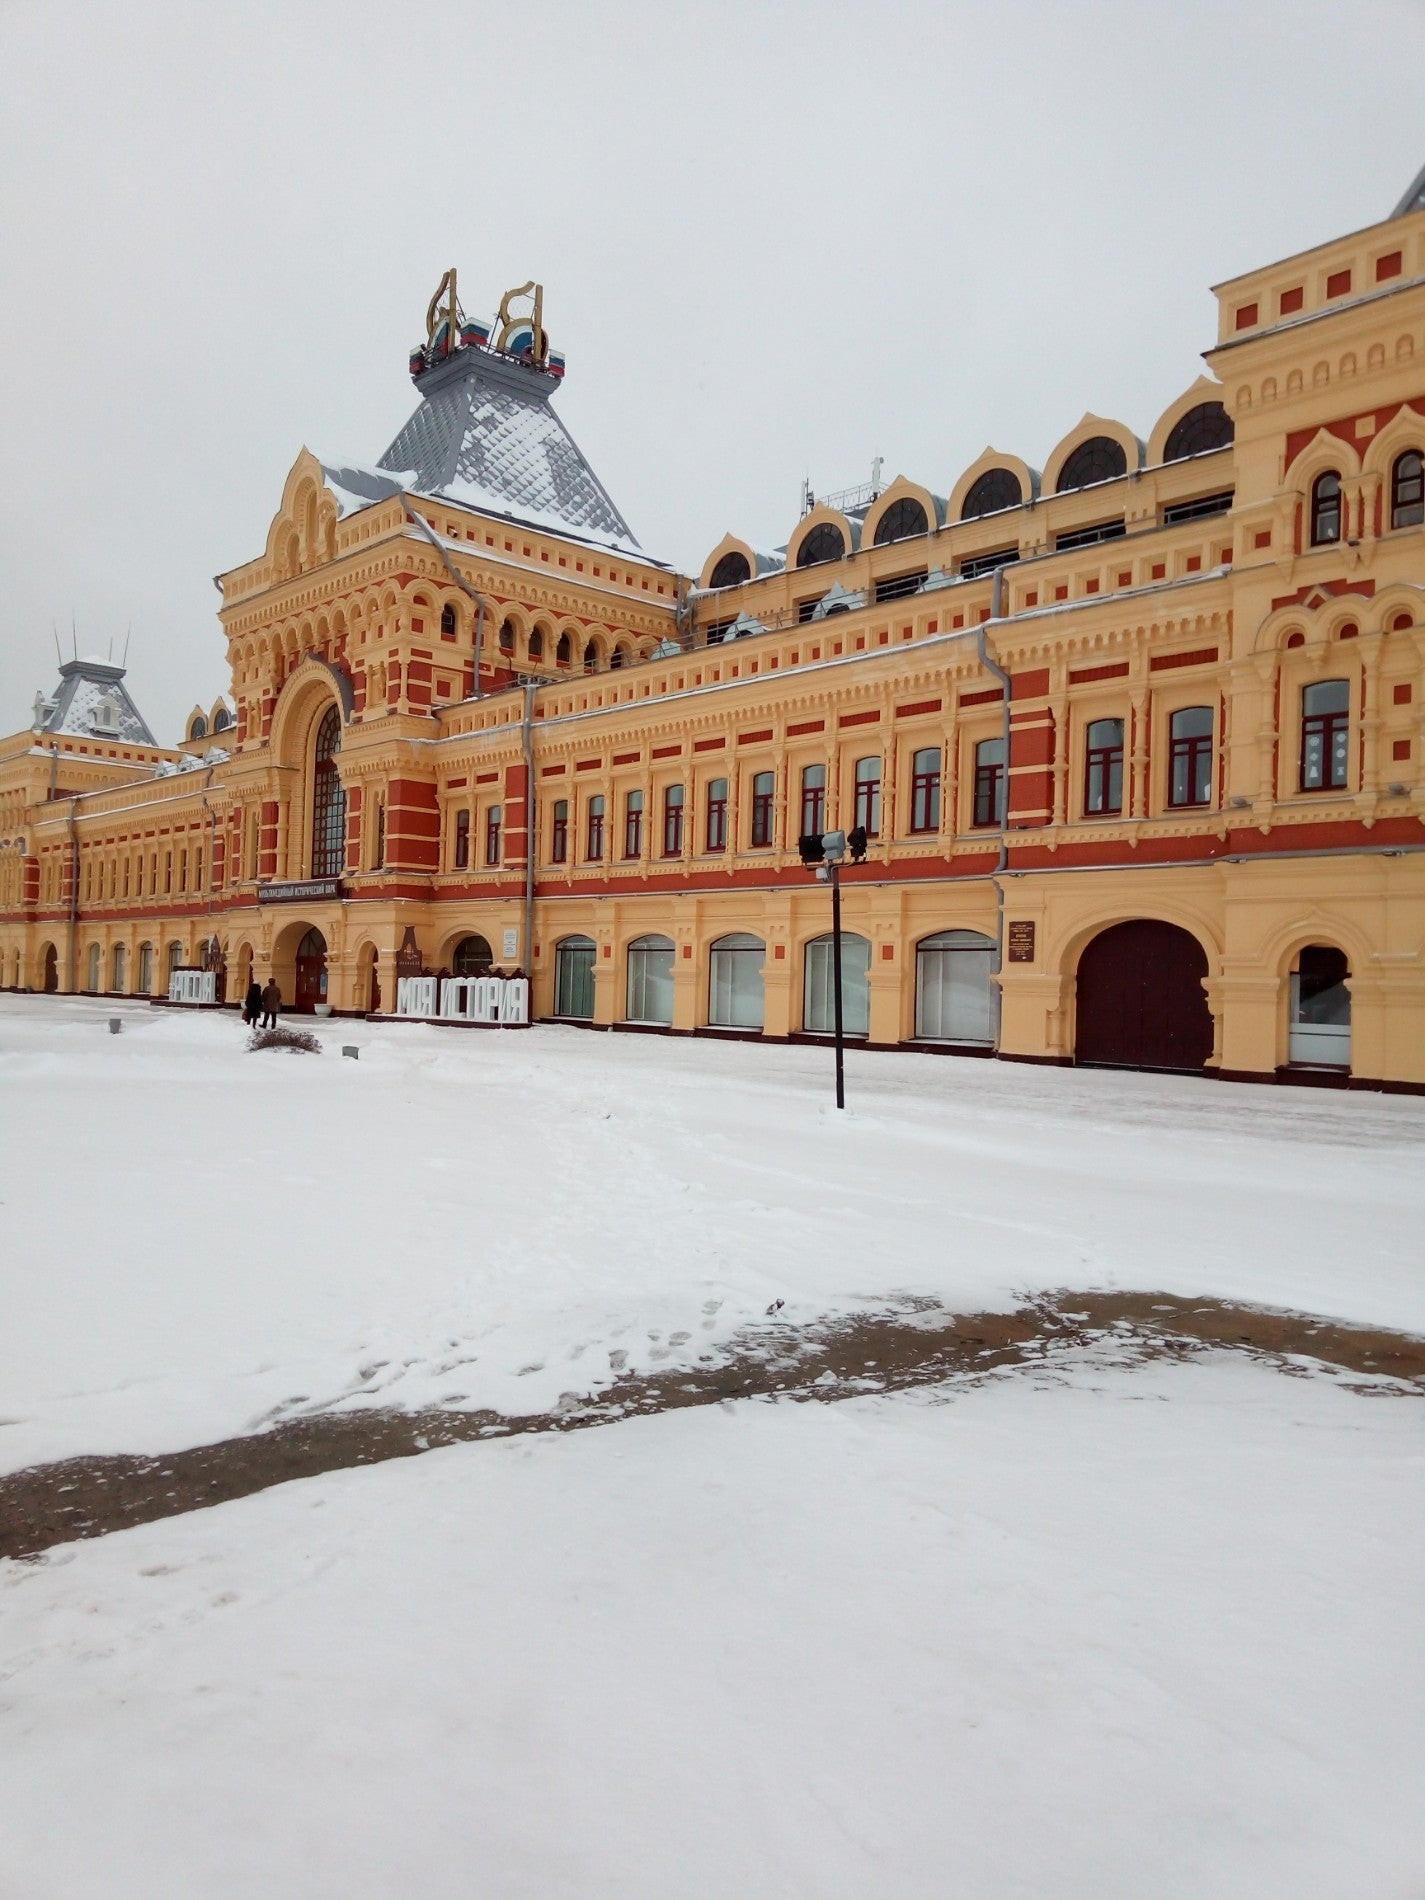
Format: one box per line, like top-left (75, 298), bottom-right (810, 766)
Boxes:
top-left (1007, 920), bottom-right (1036, 964)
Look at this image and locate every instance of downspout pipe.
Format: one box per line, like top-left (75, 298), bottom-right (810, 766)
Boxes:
top-left (405, 504), bottom-right (486, 698)
top-left (58, 744), bottom-right (80, 994)
top-left (976, 567), bottom-right (1014, 1045)
top-left (520, 679), bottom-right (537, 974)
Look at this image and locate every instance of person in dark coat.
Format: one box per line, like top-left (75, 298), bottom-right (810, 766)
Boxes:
top-left (259, 979), bottom-right (281, 1029)
top-left (242, 979), bottom-right (263, 1026)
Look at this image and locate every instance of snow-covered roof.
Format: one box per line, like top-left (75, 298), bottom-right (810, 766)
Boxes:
top-left (34, 658), bottom-right (157, 746)
top-left (364, 345), bottom-right (645, 558)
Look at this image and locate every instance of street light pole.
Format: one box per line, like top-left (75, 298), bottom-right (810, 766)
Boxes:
top-left (830, 858), bottom-right (845, 1111)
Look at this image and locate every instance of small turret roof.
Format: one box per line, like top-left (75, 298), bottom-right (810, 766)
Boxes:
top-left (36, 657), bottom-right (157, 746)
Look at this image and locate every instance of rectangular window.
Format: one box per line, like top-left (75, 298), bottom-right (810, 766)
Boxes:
top-left (796, 597), bottom-right (822, 623)
top-left (551, 799), bottom-right (569, 864)
top-left (374, 802), bottom-right (385, 869)
top-left (179, 852), bottom-right (187, 893)
top-left (1300, 681), bottom-right (1349, 792)
top-left (910, 747), bottom-right (941, 832)
top-left (874, 569), bottom-right (927, 604)
top-left (703, 619), bottom-right (734, 645)
top-left (973, 738), bottom-right (1006, 827)
top-left (663, 783), bottom-right (684, 855)
top-left (1084, 718), bottom-right (1125, 815)
top-left (706, 778), bottom-right (727, 853)
top-left (485, 805), bottom-right (502, 865)
top-left (624, 789), bottom-right (644, 859)
top-left (1053, 518), bottom-right (1126, 552)
top-left (800, 763), bottom-right (826, 838)
top-left (854, 757), bottom-right (882, 837)
top-left (586, 795), bottom-right (605, 861)
top-left (1168, 707), bottom-right (1214, 807)
top-left (958, 547), bottom-right (1019, 581)
top-left (453, 809), bottom-right (470, 870)
top-left (1162, 490), bottom-right (1234, 526)
top-left (750, 771), bottom-right (775, 848)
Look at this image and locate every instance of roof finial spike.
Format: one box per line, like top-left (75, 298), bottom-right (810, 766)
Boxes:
top-left (71, 614), bottom-right (77, 661)
top-left (122, 624), bottom-right (131, 669)
top-left (52, 620), bottom-right (62, 666)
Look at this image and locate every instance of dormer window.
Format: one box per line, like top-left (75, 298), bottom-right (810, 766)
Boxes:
top-left (796, 523), bottom-right (845, 567)
top-left (1056, 437), bottom-right (1127, 493)
top-left (188, 713), bottom-right (208, 742)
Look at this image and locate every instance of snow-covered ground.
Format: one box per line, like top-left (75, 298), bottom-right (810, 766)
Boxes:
top-left (3, 1359), bottom-right (1421, 1899)
top-left (2, 997), bottom-right (1423, 1897)
top-left (1, 993), bottom-right (1423, 1474)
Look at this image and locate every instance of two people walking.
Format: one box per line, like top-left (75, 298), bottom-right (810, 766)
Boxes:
top-left (242, 977), bottom-right (282, 1029)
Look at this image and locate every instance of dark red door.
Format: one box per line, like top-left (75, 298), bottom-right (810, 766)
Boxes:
top-left (1075, 920), bottom-right (1213, 1072)
top-left (294, 927), bottom-right (328, 1012)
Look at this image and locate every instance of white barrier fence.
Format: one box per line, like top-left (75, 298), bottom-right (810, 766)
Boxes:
top-left (395, 974), bottom-right (529, 1026)
top-left (168, 968), bottom-right (217, 1005)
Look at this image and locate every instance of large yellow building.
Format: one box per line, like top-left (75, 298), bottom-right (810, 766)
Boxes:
top-left (3, 191), bottom-right (1424, 1088)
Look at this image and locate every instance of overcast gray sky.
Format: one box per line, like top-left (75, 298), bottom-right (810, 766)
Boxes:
top-left (2, 0), bottom-right (1422, 743)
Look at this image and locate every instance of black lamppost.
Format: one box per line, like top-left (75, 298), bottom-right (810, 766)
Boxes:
top-left (797, 825), bottom-right (867, 1109)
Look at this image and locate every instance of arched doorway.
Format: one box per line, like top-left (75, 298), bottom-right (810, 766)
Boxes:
top-left (554, 935), bottom-right (596, 1019)
top-left (356, 942), bottom-right (380, 1015)
top-left (1288, 944), bottom-right (1351, 1068)
top-left (916, 930), bottom-right (996, 1044)
top-left (41, 942), bottom-right (58, 993)
top-left (626, 934), bottom-right (675, 1024)
top-left (294, 927), bottom-right (328, 1012)
top-left (709, 933), bottom-right (765, 1030)
top-left (1075, 920), bottom-right (1213, 1072)
top-left (234, 942), bottom-right (253, 1002)
top-left (138, 942), bottom-right (154, 996)
top-left (452, 934), bottom-right (493, 977)
top-left (802, 932), bottom-right (870, 1036)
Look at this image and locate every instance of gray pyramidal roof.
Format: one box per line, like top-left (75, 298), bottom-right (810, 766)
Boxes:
top-left (1392, 162), bottom-right (1425, 220)
top-left (35, 657), bottom-right (157, 746)
top-left (323, 344), bottom-right (647, 560)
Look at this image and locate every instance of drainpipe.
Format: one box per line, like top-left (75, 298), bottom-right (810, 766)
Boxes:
top-left (405, 504), bottom-right (486, 698)
top-left (520, 678), bottom-right (537, 973)
top-left (64, 765), bottom-right (79, 995)
top-left (200, 761), bottom-right (219, 990)
top-left (976, 568), bottom-right (1014, 1044)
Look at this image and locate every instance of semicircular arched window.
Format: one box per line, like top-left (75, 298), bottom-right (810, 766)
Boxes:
top-left (795, 522), bottom-right (846, 568)
top-left (310, 704), bottom-right (346, 879)
top-left (961, 468), bottom-right (1023, 519)
top-left (1055, 436), bottom-right (1128, 493)
top-left (1391, 450), bottom-right (1423, 529)
top-left (189, 715), bottom-right (207, 741)
top-left (709, 551), bottom-right (752, 588)
top-left (1310, 471), bottom-right (1342, 546)
top-left (212, 707), bottom-right (232, 732)
top-left (873, 497), bottom-right (929, 545)
top-left (1163, 401), bottom-right (1234, 462)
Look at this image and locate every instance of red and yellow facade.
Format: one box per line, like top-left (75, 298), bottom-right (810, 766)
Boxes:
top-left (2, 198), bottom-right (1423, 1085)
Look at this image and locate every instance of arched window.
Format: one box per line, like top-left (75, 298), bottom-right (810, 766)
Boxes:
top-left (138, 942), bottom-right (153, 994)
top-left (1289, 944), bottom-right (1351, 1068)
top-left (709, 933), bottom-right (764, 1029)
top-left (583, 640), bottom-right (599, 674)
top-left (795, 522), bottom-right (846, 567)
top-left (626, 934), bottom-right (675, 1024)
top-left (1310, 471), bottom-right (1342, 545)
top-left (528, 626), bottom-right (544, 660)
top-left (709, 551), bottom-right (752, 588)
top-left (440, 604), bottom-right (457, 637)
top-left (873, 497), bottom-right (928, 545)
top-left (1084, 718), bottom-right (1124, 815)
top-left (554, 935), bottom-right (596, 1019)
top-left (550, 798), bottom-right (569, 863)
top-left (1300, 679), bottom-right (1349, 790)
top-left (498, 618), bottom-right (515, 655)
top-left (803, 931), bottom-right (870, 1036)
top-left (189, 714), bottom-right (207, 742)
top-left (1391, 450), bottom-right (1423, 530)
top-left (1163, 402), bottom-right (1234, 462)
top-left (167, 941), bottom-right (183, 976)
top-left (111, 943), bottom-right (126, 992)
top-left (1056, 436), bottom-right (1128, 493)
top-left (973, 738), bottom-right (1006, 827)
top-left (555, 631), bottom-right (572, 667)
top-left (86, 943), bottom-right (100, 991)
top-left (1168, 707), bottom-right (1214, 807)
top-left (212, 707), bottom-right (232, 732)
top-left (452, 934), bottom-right (492, 977)
top-left (915, 930), bottom-right (996, 1044)
top-left (310, 704), bottom-right (346, 878)
top-left (961, 468), bottom-right (1023, 519)
top-left (610, 643), bottom-right (627, 670)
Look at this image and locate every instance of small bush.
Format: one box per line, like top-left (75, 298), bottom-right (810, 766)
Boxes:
top-left (247, 1025), bottom-right (323, 1055)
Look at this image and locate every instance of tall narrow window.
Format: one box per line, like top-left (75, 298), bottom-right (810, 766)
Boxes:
top-left (854, 757), bottom-right (882, 837)
top-left (973, 738), bottom-right (1007, 827)
top-left (1300, 680), bottom-right (1350, 791)
top-left (624, 789), bottom-right (644, 859)
top-left (706, 778), bottom-right (728, 852)
top-left (750, 771), bottom-right (775, 848)
top-left (663, 784), bottom-right (684, 856)
top-left (800, 763), bottom-right (826, 838)
top-left (311, 704), bottom-right (346, 878)
top-left (1391, 450), bottom-right (1424, 530)
top-left (440, 604), bottom-right (457, 637)
top-left (373, 801), bottom-right (385, 870)
top-left (556, 632), bottom-right (572, 667)
top-left (485, 805), bottom-right (501, 865)
top-left (910, 747), bottom-right (941, 833)
top-left (1168, 707), bottom-right (1214, 807)
top-left (1084, 718), bottom-right (1124, 815)
top-left (586, 795), bottom-right (605, 861)
top-left (550, 799), bottom-right (568, 864)
top-left (453, 809), bottom-right (470, 869)
top-left (1310, 471), bottom-right (1342, 546)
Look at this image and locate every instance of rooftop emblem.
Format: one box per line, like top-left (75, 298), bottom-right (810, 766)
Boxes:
top-left (409, 270), bottom-right (565, 384)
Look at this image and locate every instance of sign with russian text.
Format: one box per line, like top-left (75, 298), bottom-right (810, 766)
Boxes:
top-left (257, 878), bottom-right (342, 904)
top-left (1007, 920), bottom-right (1036, 964)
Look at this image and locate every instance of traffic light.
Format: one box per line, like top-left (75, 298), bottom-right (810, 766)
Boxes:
top-left (798, 833), bottom-right (824, 866)
top-left (847, 826), bottom-right (868, 863)
top-left (800, 831), bottom-right (847, 867)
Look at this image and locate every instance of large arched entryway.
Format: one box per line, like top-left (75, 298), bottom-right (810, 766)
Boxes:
top-left (451, 934), bottom-right (493, 977)
top-left (41, 942), bottom-right (58, 993)
top-left (1075, 920), bottom-right (1213, 1072)
top-left (294, 927), bottom-right (329, 1012)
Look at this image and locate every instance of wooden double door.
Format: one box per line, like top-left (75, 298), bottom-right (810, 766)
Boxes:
top-left (1075, 920), bottom-right (1213, 1073)
top-left (294, 927), bottom-right (328, 1012)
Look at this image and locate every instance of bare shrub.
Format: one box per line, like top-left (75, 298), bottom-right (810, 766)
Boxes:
top-left (247, 1025), bottom-right (323, 1055)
